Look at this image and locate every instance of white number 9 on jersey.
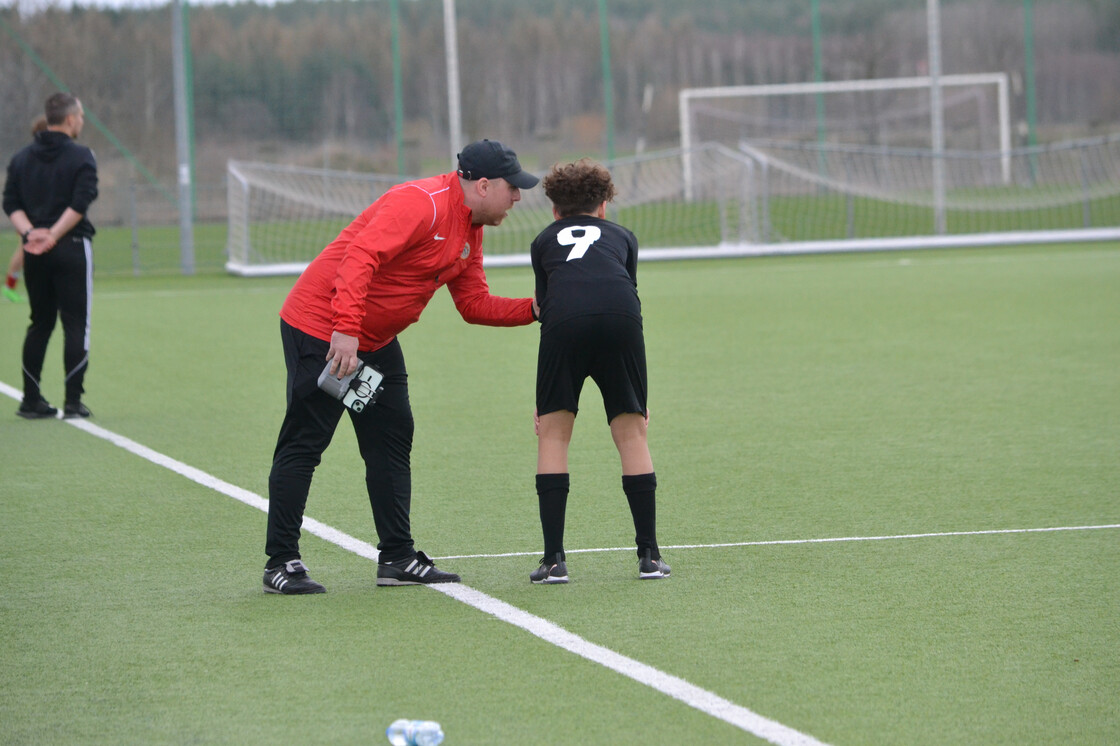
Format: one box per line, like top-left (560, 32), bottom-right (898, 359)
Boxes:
top-left (558, 225), bottom-right (602, 261)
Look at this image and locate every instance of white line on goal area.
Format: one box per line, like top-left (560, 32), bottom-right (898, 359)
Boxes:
top-left (0, 380), bottom-right (829, 746)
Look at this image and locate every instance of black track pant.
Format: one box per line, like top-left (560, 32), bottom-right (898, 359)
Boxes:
top-left (266, 321), bottom-right (416, 567)
top-left (21, 236), bottom-right (92, 405)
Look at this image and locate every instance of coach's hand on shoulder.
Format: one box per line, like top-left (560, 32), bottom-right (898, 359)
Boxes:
top-left (326, 331), bottom-right (360, 378)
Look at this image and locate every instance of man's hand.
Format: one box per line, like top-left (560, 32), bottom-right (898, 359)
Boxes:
top-left (22, 228), bottom-right (55, 256)
top-left (326, 331), bottom-right (360, 378)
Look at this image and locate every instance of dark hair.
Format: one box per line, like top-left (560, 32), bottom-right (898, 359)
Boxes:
top-left (45, 93), bottom-right (80, 126)
top-left (542, 158), bottom-right (617, 218)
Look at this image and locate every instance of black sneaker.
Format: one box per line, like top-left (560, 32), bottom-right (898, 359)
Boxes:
top-left (17, 398), bottom-right (57, 419)
top-left (529, 553), bottom-right (569, 584)
top-left (63, 401), bottom-right (92, 419)
top-left (376, 551), bottom-right (460, 586)
top-left (638, 549), bottom-right (671, 579)
top-left (263, 559), bottom-right (326, 594)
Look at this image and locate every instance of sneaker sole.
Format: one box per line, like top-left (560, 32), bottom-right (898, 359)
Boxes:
top-left (639, 568), bottom-right (670, 579)
top-left (376, 576), bottom-right (460, 586)
top-left (531, 575), bottom-right (569, 584)
top-left (17, 411), bottom-right (57, 419)
top-left (262, 582), bottom-right (326, 594)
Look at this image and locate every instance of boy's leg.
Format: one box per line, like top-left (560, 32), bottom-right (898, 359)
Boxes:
top-left (610, 412), bottom-right (653, 476)
top-left (611, 414), bottom-right (660, 558)
top-left (4, 249), bottom-right (22, 301)
top-left (537, 409), bottom-right (575, 474)
top-left (537, 410), bottom-right (575, 558)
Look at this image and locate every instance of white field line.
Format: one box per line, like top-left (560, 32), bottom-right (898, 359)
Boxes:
top-left (436, 582), bottom-right (826, 746)
top-left (435, 524), bottom-right (1120, 561)
top-left (0, 380), bottom-right (828, 746)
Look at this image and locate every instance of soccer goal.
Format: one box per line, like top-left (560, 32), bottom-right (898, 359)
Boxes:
top-left (224, 150), bottom-right (751, 274)
top-left (226, 160), bottom-right (407, 276)
top-left (722, 134), bottom-right (1120, 253)
top-left (226, 135), bottom-right (1120, 275)
top-left (680, 74), bottom-right (1012, 201)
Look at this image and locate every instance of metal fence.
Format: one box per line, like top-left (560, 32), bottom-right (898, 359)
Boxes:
top-left (43, 135), bottom-right (1120, 278)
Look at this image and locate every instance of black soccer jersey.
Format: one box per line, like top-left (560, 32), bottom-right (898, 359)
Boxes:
top-left (530, 216), bottom-right (641, 329)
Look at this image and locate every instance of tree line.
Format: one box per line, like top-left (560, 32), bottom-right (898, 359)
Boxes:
top-left (1, 0), bottom-right (1117, 188)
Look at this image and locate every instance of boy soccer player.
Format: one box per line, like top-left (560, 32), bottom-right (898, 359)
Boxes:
top-left (529, 159), bottom-right (670, 583)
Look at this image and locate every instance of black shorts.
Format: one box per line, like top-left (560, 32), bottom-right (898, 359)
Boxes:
top-left (536, 313), bottom-right (647, 423)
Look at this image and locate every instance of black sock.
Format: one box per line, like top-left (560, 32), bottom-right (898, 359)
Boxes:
top-left (536, 473), bottom-right (569, 559)
top-left (622, 472), bottom-right (658, 558)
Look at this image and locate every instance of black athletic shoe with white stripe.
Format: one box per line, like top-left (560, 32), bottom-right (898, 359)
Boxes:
top-left (529, 553), bottom-right (569, 584)
top-left (263, 559), bottom-right (326, 594)
top-left (638, 549), bottom-right (671, 579)
top-left (376, 551), bottom-right (460, 586)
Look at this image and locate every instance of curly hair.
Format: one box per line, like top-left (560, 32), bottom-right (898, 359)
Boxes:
top-left (542, 158), bottom-right (617, 218)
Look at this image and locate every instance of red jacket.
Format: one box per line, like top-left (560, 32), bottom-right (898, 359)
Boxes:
top-left (281, 172), bottom-right (534, 351)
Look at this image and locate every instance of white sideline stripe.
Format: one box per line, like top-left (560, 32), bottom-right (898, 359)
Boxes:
top-left (436, 583), bottom-right (826, 746)
top-left (73, 417), bottom-right (383, 562)
top-left (435, 524), bottom-right (1120, 561)
top-left (0, 380), bottom-right (828, 746)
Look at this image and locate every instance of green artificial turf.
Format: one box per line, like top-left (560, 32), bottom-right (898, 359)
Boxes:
top-left (1, 243), bottom-right (1116, 744)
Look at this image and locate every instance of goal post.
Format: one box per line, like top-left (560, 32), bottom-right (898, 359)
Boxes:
top-left (680, 74), bottom-right (1011, 201)
top-left (225, 160), bottom-right (407, 276)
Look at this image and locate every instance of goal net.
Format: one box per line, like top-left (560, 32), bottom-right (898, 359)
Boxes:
top-left (225, 150), bottom-right (750, 274)
top-left (675, 75), bottom-right (1120, 252)
top-left (227, 135), bottom-right (1120, 275)
top-left (681, 74), bottom-right (1011, 160)
top-left (729, 134), bottom-right (1120, 248)
top-left (226, 161), bottom-right (407, 275)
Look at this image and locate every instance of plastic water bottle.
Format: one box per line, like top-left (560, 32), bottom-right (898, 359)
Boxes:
top-left (386, 718), bottom-right (444, 746)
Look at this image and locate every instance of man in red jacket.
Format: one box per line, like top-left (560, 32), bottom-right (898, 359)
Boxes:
top-left (264, 140), bottom-right (539, 594)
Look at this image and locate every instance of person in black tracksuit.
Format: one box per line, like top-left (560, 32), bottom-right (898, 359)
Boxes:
top-left (528, 158), bottom-right (671, 584)
top-left (3, 93), bottom-right (98, 420)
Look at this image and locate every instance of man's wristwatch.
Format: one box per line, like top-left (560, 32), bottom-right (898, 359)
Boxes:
top-left (21, 229), bottom-right (31, 243)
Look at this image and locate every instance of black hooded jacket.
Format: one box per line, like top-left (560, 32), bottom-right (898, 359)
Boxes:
top-left (3, 130), bottom-right (98, 239)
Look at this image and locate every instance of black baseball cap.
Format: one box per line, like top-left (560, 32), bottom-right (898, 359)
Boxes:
top-left (457, 139), bottom-right (539, 189)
